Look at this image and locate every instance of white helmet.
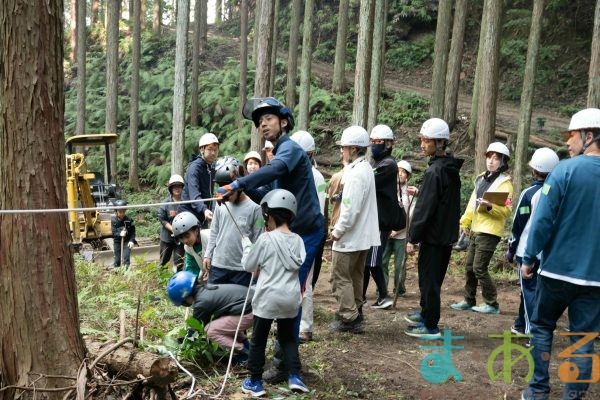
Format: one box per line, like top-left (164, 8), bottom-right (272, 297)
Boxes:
top-left (420, 118), bottom-right (450, 140)
top-left (486, 142), bottom-right (510, 158)
top-left (370, 124), bottom-right (394, 140)
top-left (290, 130), bottom-right (316, 152)
top-left (397, 160), bottom-right (412, 174)
top-left (565, 108), bottom-right (600, 133)
top-left (199, 133), bottom-right (219, 147)
top-left (262, 140), bottom-right (274, 150)
top-left (168, 174), bottom-right (184, 188)
top-left (337, 125), bottom-right (370, 147)
top-left (172, 212), bottom-right (199, 237)
top-left (244, 151), bottom-right (262, 164)
top-left (529, 147), bottom-right (559, 173)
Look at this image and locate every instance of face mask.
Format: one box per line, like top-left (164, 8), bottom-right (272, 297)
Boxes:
top-left (371, 143), bottom-right (387, 159)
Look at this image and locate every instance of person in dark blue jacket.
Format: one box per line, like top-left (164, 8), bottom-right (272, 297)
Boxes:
top-left (218, 97), bottom-right (324, 384)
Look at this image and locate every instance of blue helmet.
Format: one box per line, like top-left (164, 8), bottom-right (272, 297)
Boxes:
top-left (242, 97), bottom-right (295, 130)
top-left (167, 271), bottom-right (197, 306)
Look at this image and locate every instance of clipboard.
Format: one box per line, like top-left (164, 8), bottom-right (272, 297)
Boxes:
top-left (482, 191), bottom-right (509, 206)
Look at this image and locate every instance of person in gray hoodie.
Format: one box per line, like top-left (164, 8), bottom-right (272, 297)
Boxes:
top-left (240, 189), bottom-right (309, 397)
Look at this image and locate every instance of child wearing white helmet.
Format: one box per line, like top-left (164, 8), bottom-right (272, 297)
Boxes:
top-left (451, 141), bottom-right (514, 315)
top-left (506, 147), bottom-right (559, 335)
top-left (158, 174), bottom-right (186, 271)
top-left (171, 211), bottom-right (204, 277)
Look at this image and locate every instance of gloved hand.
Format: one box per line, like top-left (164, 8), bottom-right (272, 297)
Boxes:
top-left (120, 228), bottom-right (127, 237)
top-left (128, 241), bottom-right (135, 249)
top-left (505, 250), bottom-right (515, 263)
top-left (216, 180), bottom-right (240, 203)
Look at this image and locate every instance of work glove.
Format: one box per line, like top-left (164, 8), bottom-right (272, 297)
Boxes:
top-left (128, 241), bottom-right (135, 249)
top-left (505, 250), bottom-right (515, 263)
top-left (216, 180), bottom-right (240, 203)
top-left (241, 236), bottom-right (252, 264)
top-left (120, 228), bottom-right (127, 237)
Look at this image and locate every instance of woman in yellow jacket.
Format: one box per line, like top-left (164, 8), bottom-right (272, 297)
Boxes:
top-left (451, 142), bottom-right (513, 315)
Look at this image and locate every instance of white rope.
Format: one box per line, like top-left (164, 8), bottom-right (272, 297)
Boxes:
top-left (167, 351), bottom-right (197, 398)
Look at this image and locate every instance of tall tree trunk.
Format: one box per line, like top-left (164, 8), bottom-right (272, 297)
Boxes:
top-left (199, 0), bottom-right (208, 53)
top-left (106, 0), bottom-right (120, 183)
top-left (285, 0), bottom-right (302, 110)
top-left (474, 0), bottom-right (504, 174)
top-left (252, 0), bottom-right (274, 152)
top-left (253, 0), bottom-right (262, 64)
top-left (297, 0), bottom-right (315, 130)
top-left (429, 0), bottom-right (453, 118)
top-left (469, 4), bottom-right (489, 141)
top-left (268, 0), bottom-right (280, 95)
top-left (352, 0), bottom-right (375, 127)
top-left (76, 0), bottom-right (87, 135)
top-left (332, 0), bottom-right (350, 94)
top-left (171, 0), bottom-right (190, 175)
top-left (92, 0), bottom-right (100, 24)
top-left (0, 0), bottom-right (86, 395)
top-left (129, 0), bottom-right (142, 190)
top-left (588, 0), bottom-right (600, 107)
top-left (514, 0), bottom-right (544, 198)
top-left (443, 0), bottom-right (468, 128)
top-left (215, 0), bottom-right (222, 24)
top-left (367, 0), bottom-right (387, 131)
top-left (153, 0), bottom-right (162, 34)
top-left (141, 0), bottom-right (147, 29)
top-left (70, 0), bottom-right (77, 62)
top-left (190, 0), bottom-right (203, 127)
top-left (239, 0), bottom-right (249, 128)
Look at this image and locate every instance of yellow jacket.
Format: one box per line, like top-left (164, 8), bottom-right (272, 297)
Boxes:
top-left (460, 172), bottom-right (513, 237)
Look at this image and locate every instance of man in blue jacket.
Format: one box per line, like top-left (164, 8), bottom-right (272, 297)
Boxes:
top-left (521, 110), bottom-right (600, 400)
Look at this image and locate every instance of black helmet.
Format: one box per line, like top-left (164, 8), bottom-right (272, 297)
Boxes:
top-left (214, 157), bottom-right (241, 185)
top-left (114, 199), bottom-right (128, 207)
top-left (242, 97), bottom-right (295, 130)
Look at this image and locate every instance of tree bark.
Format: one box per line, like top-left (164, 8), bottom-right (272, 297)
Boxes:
top-left (252, 0), bottom-right (262, 64)
top-left (513, 0), bottom-right (545, 199)
top-left (252, 0), bottom-right (274, 152)
top-left (92, 0), bottom-right (100, 24)
top-left (215, 0), bottom-right (222, 24)
top-left (297, 0), bottom-right (315, 130)
top-left (352, 0), bottom-right (375, 127)
top-left (153, 0), bottom-right (162, 34)
top-left (76, 0), bottom-right (87, 135)
top-left (106, 0), bottom-right (121, 183)
top-left (129, 0), bottom-right (142, 190)
top-left (141, 0), bottom-right (147, 30)
top-left (190, 0), bottom-right (203, 127)
top-left (285, 0), bottom-right (302, 110)
top-left (171, 0), bottom-right (190, 176)
top-left (443, 0), bottom-right (468, 128)
top-left (430, 0), bottom-right (453, 118)
top-left (268, 0), bottom-right (280, 95)
top-left (588, 0), bottom-right (600, 108)
top-left (332, 0), bottom-right (350, 94)
top-left (474, 0), bottom-right (504, 174)
top-left (0, 0), bottom-right (86, 395)
top-left (239, 0), bottom-right (249, 127)
top-left (199, 0), bottom-right (208, 53)
top-left (469, 4), bottom-right (489, 141)
top-left (367, 0), bottom-right (387, 131)
top-left (70, 0), bottom-right (77, 62)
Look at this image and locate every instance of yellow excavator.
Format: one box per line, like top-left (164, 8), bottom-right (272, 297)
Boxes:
top-left (65, 134), bottom-right (120, 249)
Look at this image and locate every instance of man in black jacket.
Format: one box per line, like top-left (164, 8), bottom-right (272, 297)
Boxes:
top-left (111, 199), bottom-right (137, 268)
top-left (405, 118), bottom-right (463, 339)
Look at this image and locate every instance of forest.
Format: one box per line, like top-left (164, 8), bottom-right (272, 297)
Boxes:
top-left (1, 0), bottom-right (599, 399)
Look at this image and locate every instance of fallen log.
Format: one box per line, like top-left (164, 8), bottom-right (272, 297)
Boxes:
top-left (85, 339), bottom-right (178, 388)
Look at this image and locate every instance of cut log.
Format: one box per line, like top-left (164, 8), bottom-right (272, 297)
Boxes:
top-left (86, 339), bottom-right (178, 387)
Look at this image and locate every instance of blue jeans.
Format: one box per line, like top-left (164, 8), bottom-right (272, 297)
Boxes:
top-left (526, 276), bottom-right (600, 400)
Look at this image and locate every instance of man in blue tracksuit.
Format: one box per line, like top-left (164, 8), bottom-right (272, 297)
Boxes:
top-left (218, 97), bottom-right (324, 383)
top-left (521, 108), bottom-right (600, 400)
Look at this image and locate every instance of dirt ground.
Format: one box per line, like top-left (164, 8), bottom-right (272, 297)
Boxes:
top-left (287, 251), bottom-right (600, 400)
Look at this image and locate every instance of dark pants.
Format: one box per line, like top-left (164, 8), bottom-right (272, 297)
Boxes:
top-left (311, 232), bottom-right (327, 288)
top-left (159, 240), bottom-right (185, 270)
top-left (417, 243), bottom-right (451, 330)
top-left (363, 230), bottom-right (391, 301)
top-left (464, 232), bottom-right (500, 308)
top-left (525, 276), bottom-right (600, 400)
top-left (208, 266), bottom-right (252, 287)
top-left (515, 260), bottom-right (539, 333)
top-left (113, 237), bottom-right (131, 267)
top-left (248, 316), bottom-right (301, 381)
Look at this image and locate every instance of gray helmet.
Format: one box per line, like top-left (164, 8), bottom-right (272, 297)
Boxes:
top-left (114, 199), bottom-right (127, 208)
top-left (214, 157), bottom-right (241, 185)
top-left (172, 211), bottom-right (199, 237)
top-left (260, 189), bottom-right (297, 216)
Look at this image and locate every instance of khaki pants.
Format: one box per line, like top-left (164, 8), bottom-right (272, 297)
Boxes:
top-left (464, 232), bottom-right (500, 308)
top-left (330, 250), bottom-right (368, 322)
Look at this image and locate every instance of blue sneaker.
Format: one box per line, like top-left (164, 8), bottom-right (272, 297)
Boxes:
top-left (404, 324), bottom-right (442, 339)
top-left (404, 310), bottom-right (423, 324)
top-left (288, 374), bottom-right (309, 393)
top-left (450, 300), bottom-right (474, 311)
top-left (472, 304), bottom-right (500, 314)
top-left (241, 378), bottom-right (266, 397)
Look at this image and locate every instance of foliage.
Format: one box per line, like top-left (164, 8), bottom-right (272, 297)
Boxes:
top-left (389, 0), bottom-right (438, 21)
top-left (385, 33), bottom-right (435, 69)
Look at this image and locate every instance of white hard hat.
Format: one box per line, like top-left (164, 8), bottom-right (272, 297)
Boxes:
top-left (168, 174), bottom-right (184, 188)
top-left (370, 124), bottom-right (394, 140)
top-left (486, 142), bottom-right (510, 158)
top-left (199, 133), bottom-right (219, 147)
top-left (244, 151), bottom-right (262, 164)
top-left (565, 108), bottom-right (600, 133)
top-left (290, 130), bottom-right (316, 152)
top-left (397, 160), bottom-right (412, 174)
top-left (262, 140), bottom-right (274, 150)
top-left (337, 126), bottom-right (370, 147)
top-left (529, 147), bottom-right (559, 173)
top-left (420, 118), bottom-right (450, 140)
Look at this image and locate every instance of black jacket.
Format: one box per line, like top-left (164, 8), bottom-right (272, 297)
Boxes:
top-left (408, 155), bottom-right (464, 246)
top-left (371, 155), bottom-right (401, 231)
top-left (179, 155), bottom-right (214, 227)
top-left (192, 283), bottom-right (253, 326)
top-left (111, 215), bottom-right (137, 244)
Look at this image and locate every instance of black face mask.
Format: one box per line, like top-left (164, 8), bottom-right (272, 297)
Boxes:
top-left (371, 143), bottom-right (387, 160)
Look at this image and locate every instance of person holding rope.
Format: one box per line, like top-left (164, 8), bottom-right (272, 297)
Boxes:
top-left (111, 199), bottom-right (137, 268)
